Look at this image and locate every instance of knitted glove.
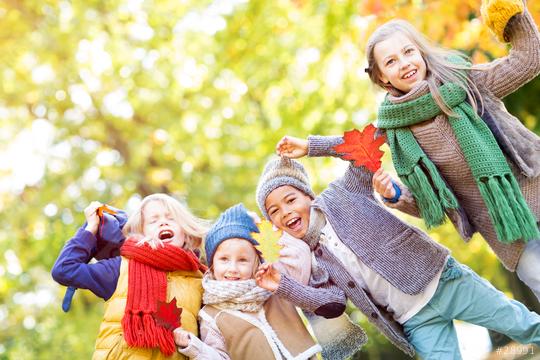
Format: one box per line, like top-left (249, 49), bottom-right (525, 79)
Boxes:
top-left (481, 0), bottom-right (524, 42)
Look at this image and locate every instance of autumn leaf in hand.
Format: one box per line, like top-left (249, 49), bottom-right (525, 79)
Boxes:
top-left (97, 204), bottom-right (117, 218)
top-left (252, 220), bottom-right (282, 263)
top-left (333, 125), bottom-right (386, 172)
top-left (153, 297), bottom-right (182, 331)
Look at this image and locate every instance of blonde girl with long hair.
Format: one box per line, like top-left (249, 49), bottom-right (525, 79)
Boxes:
top-left (367, 0), bottom-right (540, 300)
top-left (52, 193), bottom-right (209, 359)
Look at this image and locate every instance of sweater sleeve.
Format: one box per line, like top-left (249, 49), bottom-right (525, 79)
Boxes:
top-left (307, 135), bottom-right (344, 158)
top-left (381, 181), bottom-right (422, 218)
top-left (274, 270), bottom-right (346, 319)
top-left (178, 311), bottom-right (231, 360)
top-left (471, 8), bottom-right (540, 99)
top-left (51, 227), bottom-right (120, 300)
top-left (308, 135), bottom-right (378, 195)
top-left (274, 233), bottom-right (312, 285)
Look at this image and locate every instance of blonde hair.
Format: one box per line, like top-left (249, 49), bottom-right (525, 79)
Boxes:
top-left (123, 193), bottom-right (210, 251)
top-left (365, 19), bottom-right (483, 115)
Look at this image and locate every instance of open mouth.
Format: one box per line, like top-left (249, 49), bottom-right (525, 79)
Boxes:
top-left (158, 229), bottom-right (174, 240)
top-left (224, 275), bottom-right (241, 281)
top-left (286, 217), bottom-right (302, 232)
top-left (402, 69), bottom-right (417, 79)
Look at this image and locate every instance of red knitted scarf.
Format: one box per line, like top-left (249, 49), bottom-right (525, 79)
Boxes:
top-left (120, 237), bottom-right (206, 356)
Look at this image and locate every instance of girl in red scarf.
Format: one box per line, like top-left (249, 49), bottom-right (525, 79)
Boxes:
top-left (53, 194), bottom-right (209, 359)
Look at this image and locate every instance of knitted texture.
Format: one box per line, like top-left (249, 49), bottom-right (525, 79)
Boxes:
top-left (481, 0), bottom-right (524, 42)
top-left (378, 81), bottom-right (539, 243)
top-left (256, 157), bottom-right (316, 220)
top-left (381, 10), bottom-right (540, 270)
top-left (119, 238), bottom-right (203, 356)
top-left (205, 203), bottom-right (260, 268)
top-left (202, 273), bottom-right (272, 312)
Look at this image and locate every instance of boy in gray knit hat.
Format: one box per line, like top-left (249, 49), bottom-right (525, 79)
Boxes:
top-left (255, 134), bottom-right (540, 358)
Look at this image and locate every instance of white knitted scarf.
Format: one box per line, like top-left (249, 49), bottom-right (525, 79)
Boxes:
top-left (202, 273), bottom-right (272, 312)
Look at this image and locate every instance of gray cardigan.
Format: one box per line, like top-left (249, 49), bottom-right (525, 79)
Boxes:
top-left (274, 136), bottom-right (451, 356)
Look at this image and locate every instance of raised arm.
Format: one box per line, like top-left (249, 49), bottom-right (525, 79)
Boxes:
top-left (372, 168), bottom-right (421, 217)
top-left (51, 202), bottom-right (120, 300)
top-left (256, 263), bottom-right (346, 318)
top-left (472, 5), bottom-right (540, 98)
top-left (52, 227), bottom-right (120, 300)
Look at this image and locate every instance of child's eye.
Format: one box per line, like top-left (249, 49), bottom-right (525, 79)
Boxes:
top-left (385, 59), bottom-right (395, 66)
top-left (405, 48), bottom-right (414, 54)
top-left (287, 198), bottom-right (296, 203)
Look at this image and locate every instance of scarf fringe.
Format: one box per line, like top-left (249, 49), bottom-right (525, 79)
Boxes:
top-left (478, 175), bottom-right (539, 243)
top-left (403, 158), bottom-right (458, 228)
top-left (122, 312), bottom-right (175, 356)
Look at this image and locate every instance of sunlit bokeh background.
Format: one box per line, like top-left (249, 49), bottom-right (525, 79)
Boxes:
top-left (2, 0), bottom-right (540, 358)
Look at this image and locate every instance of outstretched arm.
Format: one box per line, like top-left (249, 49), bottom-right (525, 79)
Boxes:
top-left (372, 168), bottom-right (421, 217)
top-left (472, 1), bottom-right (540, 98)
top-left (256, 263), bottom-right (346, 319)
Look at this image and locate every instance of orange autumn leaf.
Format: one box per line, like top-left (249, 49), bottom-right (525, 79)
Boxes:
top-left (333, 125), bottom-right (386, 172)
top-left (153, 297), bottom-right (182, 331)
top-left (252, 220), bottom-right (282, 263)
top-left (96, 204), bottom-right (117, 218)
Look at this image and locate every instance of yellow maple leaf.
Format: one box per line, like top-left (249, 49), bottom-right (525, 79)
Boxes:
top-left (252, 220), bottom-right (282, 263)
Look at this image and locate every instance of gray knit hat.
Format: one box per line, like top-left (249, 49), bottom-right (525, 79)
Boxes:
top-left (256, 157), bottom-right (315, 220)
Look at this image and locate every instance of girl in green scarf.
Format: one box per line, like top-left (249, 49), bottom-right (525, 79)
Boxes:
top-left (366, 0), bottom-right (540, 300)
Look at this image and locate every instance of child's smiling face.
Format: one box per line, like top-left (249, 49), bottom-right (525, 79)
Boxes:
top-left (212, 238), bottom-right (258, 281)
top-left (142, 200), bottom-right (185, 248)
top-left (265, 185), bottom-right (312, 239)
top-left (373, 32), bottom-right (427, 93)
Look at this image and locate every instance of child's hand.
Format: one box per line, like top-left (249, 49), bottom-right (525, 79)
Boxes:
top-left (255, 263), bottom-right (282, 292)
top-left (173, 328), bottom-right (191, 348)
top-left (372, 168), bottom-right (397, 199)
top-left (276, 136), bottom-right (308, 159)
top-left (84, 201), bottom-right (103, 235)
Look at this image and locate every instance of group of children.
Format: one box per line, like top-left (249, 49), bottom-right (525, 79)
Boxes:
top-left (52, 0), bottom-right (540, 358)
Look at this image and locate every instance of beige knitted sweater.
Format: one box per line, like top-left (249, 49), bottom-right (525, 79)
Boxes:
top-left (385, 10), bottom-right (540, 271)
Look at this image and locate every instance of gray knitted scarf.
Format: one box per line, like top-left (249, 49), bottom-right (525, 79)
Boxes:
top-left (202, 273), bottom-right (272, 312)
top-left (302, 207), bottom-right (327, 250)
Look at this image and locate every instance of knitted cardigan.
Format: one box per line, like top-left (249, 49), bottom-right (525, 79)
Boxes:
top-left (384, 9), bottom-right (540, 271)
top-left (274, 136), bottom-right (452, 356)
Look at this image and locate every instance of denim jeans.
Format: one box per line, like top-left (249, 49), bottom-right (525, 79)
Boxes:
top-left (403, 258), bottom-right (540, 359)
top-left (516, 240), bottom-right (540, 301)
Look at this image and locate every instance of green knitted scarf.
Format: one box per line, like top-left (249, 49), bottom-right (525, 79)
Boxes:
top-left (378, 82), bottom-right (538, 243)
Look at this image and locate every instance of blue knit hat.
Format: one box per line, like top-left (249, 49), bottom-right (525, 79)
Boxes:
top-left (205, 203), bottom-right (260, 267)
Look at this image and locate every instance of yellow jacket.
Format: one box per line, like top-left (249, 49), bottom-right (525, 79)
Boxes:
top-left (93, 257), bottom-right (203, 360)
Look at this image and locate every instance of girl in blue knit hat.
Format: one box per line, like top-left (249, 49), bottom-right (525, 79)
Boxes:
top-left (173, 203), bottom-right (322, 360)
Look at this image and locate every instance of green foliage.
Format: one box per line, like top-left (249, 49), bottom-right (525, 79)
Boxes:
top-left (1, 0), bottom-right (539, 358)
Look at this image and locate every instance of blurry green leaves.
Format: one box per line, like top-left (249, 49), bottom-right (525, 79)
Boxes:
top-left (0, 0), bottom-right (538, 358)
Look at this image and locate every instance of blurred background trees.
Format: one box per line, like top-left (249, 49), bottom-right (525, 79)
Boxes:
top-left (1, 0), bottom-right (539, 358)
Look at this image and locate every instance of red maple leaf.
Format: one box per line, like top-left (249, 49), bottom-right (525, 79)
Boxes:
top-left (333, 125), bottom-right (386, 172)
top-left (153, 297), bottom-right (182, 331)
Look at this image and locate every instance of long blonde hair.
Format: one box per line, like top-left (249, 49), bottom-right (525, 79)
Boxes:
top-left (123, 193), bottom-right (210, 251)
top-left (365, 19), bottom-right (483, 115)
